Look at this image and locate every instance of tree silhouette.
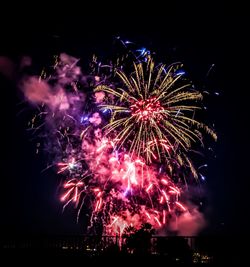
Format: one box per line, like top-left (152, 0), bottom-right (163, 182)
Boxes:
top-left (123, 223), bottom-right (155, 255)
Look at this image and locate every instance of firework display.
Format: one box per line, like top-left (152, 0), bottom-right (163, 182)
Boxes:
top-left (21, 39), bottom-right (216, 236)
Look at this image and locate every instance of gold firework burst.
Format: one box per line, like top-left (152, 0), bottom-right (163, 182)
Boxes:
top-left (95, 57), bottom-right (217, 166)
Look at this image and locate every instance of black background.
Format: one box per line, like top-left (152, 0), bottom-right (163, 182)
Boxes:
top-left (1, 1), bottom-right (248, 240)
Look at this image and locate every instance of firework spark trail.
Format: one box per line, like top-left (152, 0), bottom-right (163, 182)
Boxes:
top-left (21, 40), bottom-right (216, 236)
top-left (61, 179), bottom-right (84, 203)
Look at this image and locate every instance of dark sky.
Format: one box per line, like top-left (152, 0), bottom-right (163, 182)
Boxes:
top-left (1, 2), bottom-right (248, 237)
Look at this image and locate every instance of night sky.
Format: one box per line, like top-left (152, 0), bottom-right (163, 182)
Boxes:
top-left (1, 3), bottom-right (248, 237)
